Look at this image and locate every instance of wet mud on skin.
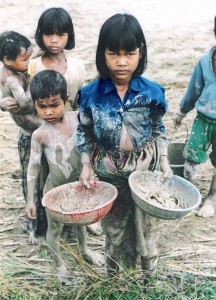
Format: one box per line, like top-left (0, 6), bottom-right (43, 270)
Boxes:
top-left (0, 0), bottom-right (216, 280)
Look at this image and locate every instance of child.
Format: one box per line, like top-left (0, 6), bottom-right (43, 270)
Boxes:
top-left (173, 16), bottom-right (216, 218)
top-left (29, 7), bottom-right (102, 236)
top-left (25, 70), bottom-right (104, 284)
top-left (76, 13), bottom-right (172, 277)
top-left (0, 31), bottom-right (46, 241)
top-left (29, 7), bottom-right (85, 112)
top-left (0, 31), bottom-right (33, 115)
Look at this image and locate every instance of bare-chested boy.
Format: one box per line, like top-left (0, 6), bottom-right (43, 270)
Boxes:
top-left (24, 70), bottom-right (104, 284)
top-left (0, 31), bottom-right (46, 241)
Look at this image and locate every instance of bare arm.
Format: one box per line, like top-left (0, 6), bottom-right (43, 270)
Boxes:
top-left (79, 161), bottom-right (94, 189)
top-left (25, 131), bottom-right (43, 219)
top-left (6, 75), bottom-right (30, 109)
top-left (0, 96), bottom-right (20, 112)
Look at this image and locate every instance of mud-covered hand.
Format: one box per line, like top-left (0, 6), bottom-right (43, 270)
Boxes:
top-left (0, 97), bottom-right (20, 112)
top-left (173, 110), bottom-right (186, 128)
top-left (25, 202), bottom-right (37, 220)
top-left (79, 162), bottom-right (94, 188)
top-left (136, 148), bottom-right (153, 171)
top-left (159, 155), bottom-right (173, 181)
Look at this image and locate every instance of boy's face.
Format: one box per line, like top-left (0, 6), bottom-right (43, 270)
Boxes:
top-left (35, 94), bottom-right (66, 124)
top-left (6, 47), bottom-right (33, 72)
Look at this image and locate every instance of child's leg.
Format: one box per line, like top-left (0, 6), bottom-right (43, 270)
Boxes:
top-left (46, 211), bottom-right (70, 284)
top-left (140, 229), bottom-right (158, 277)
top-left (137, 209), bottom-right (158, 284)
top-left (197, 168), bottom-right (216, 218)
top-left (76, 226), bottom-right (104, 266)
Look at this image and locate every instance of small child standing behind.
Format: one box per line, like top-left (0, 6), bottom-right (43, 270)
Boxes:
top-left (77, 13), bottom-right (172, 278)
top-left (29, 7), bottom-right (85, 111)
top-left (25, 70), bottom-right (104, 284)
top-left (0, 31), bottom-right (34, 121)
top-left (173, 16), bottom-right (216, 218)
top-left (0, 31), bottom-right (46, 240)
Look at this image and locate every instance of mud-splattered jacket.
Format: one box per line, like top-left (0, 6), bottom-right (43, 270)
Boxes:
top-left (76, 76), bottom-right (168, 156)
top-left (180, 45), bottom-right (216, 119)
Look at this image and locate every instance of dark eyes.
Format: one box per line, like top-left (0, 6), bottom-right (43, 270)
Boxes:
top-left (44, 33), bottom-right (67, 37)
top-left (37, 104), bottom-right (59, 108)
top-left (108, 51), bottom-right (136, 56)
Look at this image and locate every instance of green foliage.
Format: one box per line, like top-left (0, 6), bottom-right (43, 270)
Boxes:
top-left (1, 262), bottom-right (216, 300)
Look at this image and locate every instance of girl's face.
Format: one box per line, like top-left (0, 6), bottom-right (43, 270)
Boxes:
top-left (105, 48), bottom-right (141, 82)
top-left (42, 32), bottom-right (69, 54)
top-left (35, 94), bottom-right (66, 124)
top-left (6, 47), bottom-right (33, 72)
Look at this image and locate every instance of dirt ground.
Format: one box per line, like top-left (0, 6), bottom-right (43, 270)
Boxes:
top-left (0, 0), bottom-right (216, 281)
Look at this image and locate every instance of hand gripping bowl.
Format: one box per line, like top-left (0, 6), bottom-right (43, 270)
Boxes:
top-left (42, 181), bottom-right (118, 225)
top-left (128, 170), bottom-right (201, 220)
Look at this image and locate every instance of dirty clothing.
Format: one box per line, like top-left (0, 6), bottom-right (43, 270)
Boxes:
top-left (28, 54), bottom-right (85, 111)
top-left (179, 46), bottom-right (216, 166)
top-left (77, 77), bottom-right (168, 154)
top-left (183, 113), bottom-right (216, 167)
top-left (179, 46), bottom-right (216, 119)
top-left (92, 141), bottom-right (159, 271)
top-left (77, 76), bottom-right (168, 272)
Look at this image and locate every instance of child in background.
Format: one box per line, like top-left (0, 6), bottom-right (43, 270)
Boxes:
top-left (29, 7), bottom-right (102, 235)
top-left (29, 7), bottom-right (85, 111)
top-left (25, 70), bottom-right (104, 284)
top-left (0, 31), bottom-right (46, 241)
top-left (173, 16), bottom-right (216, 218)
top-left (77, 13), bottom-right (172, 278)
top-left (0, 31), bottom-right (32, 111)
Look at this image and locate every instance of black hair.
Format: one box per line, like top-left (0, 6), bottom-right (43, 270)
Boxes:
top-left (34, 7), bottom-right (75, 51)
top-left (96, 13), bottom-right (147, 79)
top-left (0, 31), bottom-right (31, 62)
top-left (30, 70), bottom-right (67, 103)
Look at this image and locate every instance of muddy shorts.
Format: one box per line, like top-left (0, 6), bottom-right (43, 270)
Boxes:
top-left (18, 130), bottom-right (48, 235)
top-left (183, 113), bottom-right (216, 167)
top-left (91, 140), bottom-right (159, 272)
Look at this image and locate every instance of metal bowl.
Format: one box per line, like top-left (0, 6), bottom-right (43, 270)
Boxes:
top-left (42, 181), bottom-right (118, 225)
top-left (128, 170), bottom-right (201, 220)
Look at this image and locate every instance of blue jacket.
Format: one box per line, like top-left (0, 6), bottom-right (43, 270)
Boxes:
top-left (76, 76), bottom-right (168, 156)
top-left (180, 46), bottom-right (216, 119)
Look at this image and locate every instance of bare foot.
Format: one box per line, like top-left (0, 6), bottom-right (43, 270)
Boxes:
top-left (29, 232), bottom-right (41, 245)
top-left (82, 249), bottom-right (105, 267)
top-left (86, 222), bottom-right (103, 236)
top-left (56, 265), bottom-right (72, 285)
top-left (197, 199), bottom-right (215, 218)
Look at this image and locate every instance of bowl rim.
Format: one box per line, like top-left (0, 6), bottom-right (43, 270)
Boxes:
top-left (42, 180), bottom-right (118, 215)
top-left (128, 170), bottom-right (201, 213)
